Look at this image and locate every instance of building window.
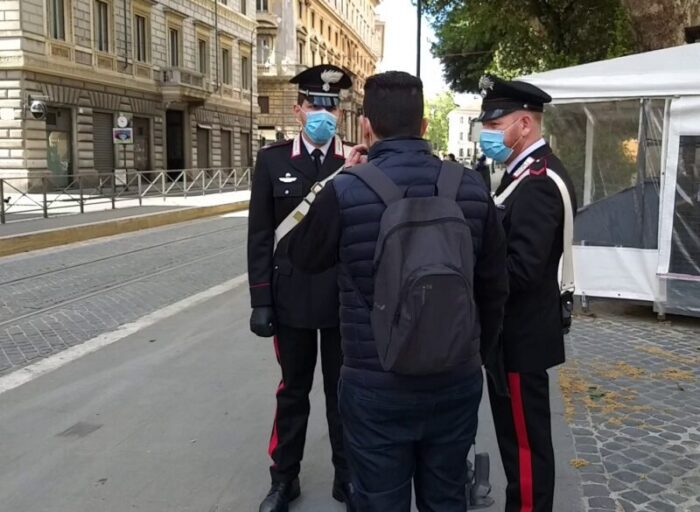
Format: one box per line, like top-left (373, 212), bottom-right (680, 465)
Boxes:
top-left (311, 12), bottom-right (315, 29)
top-left (297, 42), bottom-right (304, 64)
top-left (94, 0), bottom-right (110, 52)
top-left (257, 35), bottom-right (272, 63)
top-left (460, 116), bottom-right (464, 124)
top-left (169, 28), bottom-right (180, 67)
top-left (256, 0), bottom-right (268, 11)
top-left (459, 132), bottom-right (463, 141)
top-left (48, 0), bottom-right (66, 40)
top-left (459, 148), bottom-right (464, 158)
top-left (134, 14), bottom-right (148, 63)
top-left (258, 96), bottom-right (270, 114)
top-left (320, 19), bottom-right (324, 35)
top-left (241, 55), bottom-right (250, 90)
top-left (328, 26), bottom-right (331, 40)
top-left (198, 39), bottom-right (208, 74)
top-left (240, 0), bottom-right (247, 15)
top-left (297, 0), bottom-right (302, 19)
top-left (222, 48), bottom-right (231, 84)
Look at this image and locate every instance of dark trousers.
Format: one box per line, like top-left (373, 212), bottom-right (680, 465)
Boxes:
top-left (488, 370), bottom-right (555, 512)
top-left (268, 324), bottom-right (347, 483)
top-left (338, 372), bottom-right (483, 512)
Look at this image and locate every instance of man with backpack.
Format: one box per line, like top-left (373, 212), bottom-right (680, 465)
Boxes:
top-left (286, 71), bottom-right (509, 511)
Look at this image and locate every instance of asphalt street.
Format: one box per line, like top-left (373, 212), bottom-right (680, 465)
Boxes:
top-left (0, 216), bottom-right (584, 511)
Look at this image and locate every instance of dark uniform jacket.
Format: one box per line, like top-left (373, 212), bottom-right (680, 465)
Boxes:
top-left (495, 142), bottom-right (578, 372)
top-left (288, 138), bottom-right (509, 389)
top-left (247, 134), bottom-right (350, 329)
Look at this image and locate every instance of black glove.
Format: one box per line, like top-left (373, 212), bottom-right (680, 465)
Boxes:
top-left (250, 307), bottom-right (275, 338)
top-left (484, 336), bottom-right (510, 398)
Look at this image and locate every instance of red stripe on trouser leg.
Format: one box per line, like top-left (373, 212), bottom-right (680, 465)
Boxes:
top-left (268, 337), bottom-right (285, 460)
top-left (268, 380), bottom-right (285, 458)
top-left (273, 336), bottom-right (281, 363)
top-left (508, 372), bottom-right (534, 512)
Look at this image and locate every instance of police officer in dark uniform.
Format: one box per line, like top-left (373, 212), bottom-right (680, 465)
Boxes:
top-left (477, 75), bottom-right (577, 512)
top-left (247, 64), bottom-right (355, 512)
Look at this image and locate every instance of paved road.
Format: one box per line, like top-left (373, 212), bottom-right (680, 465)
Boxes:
top-left (0, 215), bottom-right (248, 374)
top-left (0, 217), bottom-right (583, 511)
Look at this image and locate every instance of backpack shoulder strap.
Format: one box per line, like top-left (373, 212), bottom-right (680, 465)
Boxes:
top-left (437, 161), bottom-right (464, 200)
top-left (342, 162), bottom-right (403, 205)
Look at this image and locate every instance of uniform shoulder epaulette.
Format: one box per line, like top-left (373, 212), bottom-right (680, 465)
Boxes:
top-left (527, 157), bottom-right (549, 177)
top-left (261, 139), bottom-right (293, 151)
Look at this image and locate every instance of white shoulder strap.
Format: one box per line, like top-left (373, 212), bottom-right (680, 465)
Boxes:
top-left (273, 164), bottom-right (345, 250)
top-left (546, 170), bottom-right (575, 293)
top-left (493, 166), bottom-right (575, 293)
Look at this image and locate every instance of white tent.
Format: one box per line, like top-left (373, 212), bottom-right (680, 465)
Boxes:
top-left (521, 44), bottom-right (700, 316)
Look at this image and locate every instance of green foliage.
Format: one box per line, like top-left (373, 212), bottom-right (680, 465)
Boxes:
top-left (424, 92), bottom-right (457, 153)
top-left (423, 0), bottom-right (637, 92)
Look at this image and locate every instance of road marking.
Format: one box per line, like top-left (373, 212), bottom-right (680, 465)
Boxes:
top-left (0, 273), bottom-right (248, 396)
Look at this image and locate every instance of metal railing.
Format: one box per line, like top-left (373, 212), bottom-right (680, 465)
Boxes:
top-left (0, 167), bottom-right (252, 224)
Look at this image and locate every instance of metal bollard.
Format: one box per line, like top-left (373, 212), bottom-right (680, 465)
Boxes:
top-left (0, 179), bottom-right (5, 224)
top-left (137, 173), bottom-right (142, 206)
top-left (111, 173), bottom-right (116, 209)
top-left (79, 175), bottom-right (84, 214)
top-left (42, 177), bottom-right (48, 218)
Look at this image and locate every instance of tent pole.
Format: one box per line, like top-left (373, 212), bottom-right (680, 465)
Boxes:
top-left (583, 106), bottom-right (595, 206)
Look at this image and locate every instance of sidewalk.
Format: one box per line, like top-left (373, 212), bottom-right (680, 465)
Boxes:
top-left (0, 191), bottom-right (250, 257)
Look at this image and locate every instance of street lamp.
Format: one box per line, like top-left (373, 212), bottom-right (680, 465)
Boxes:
top-left (416, 0), bottom-right (422, 77)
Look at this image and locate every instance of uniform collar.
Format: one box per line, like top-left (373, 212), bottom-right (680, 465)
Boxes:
top-left (300, 133), bottom-right (333, 159)
top-left (507, 138), bottom-right (546, 175)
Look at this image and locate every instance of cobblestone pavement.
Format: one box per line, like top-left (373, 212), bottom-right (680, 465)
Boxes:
top-left (0, 216), bottom-right (248, 375)
top-left (563, 305), bottom-right (700, 512)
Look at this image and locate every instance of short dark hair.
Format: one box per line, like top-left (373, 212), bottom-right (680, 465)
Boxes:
top-left (363, 71), bottom-right (424, 139)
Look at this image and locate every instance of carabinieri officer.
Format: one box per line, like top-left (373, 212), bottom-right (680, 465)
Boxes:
top-left (478, 75), bottom-right (578, 512)
top-left (247, 64), bottom-right (355, 512)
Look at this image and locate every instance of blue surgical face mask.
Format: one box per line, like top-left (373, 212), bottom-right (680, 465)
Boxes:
top-left (479, 129), bottom-right (513, 162)
top-left (303, 110), bottom-right (337, 145)
top-left (479, 118), bottom-right (523, 162)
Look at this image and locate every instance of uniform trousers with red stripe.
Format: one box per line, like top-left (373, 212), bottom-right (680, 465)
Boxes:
top-left (268, 323), bottom-right (348, 484)
top-left (488, 370), bottom-right (555, 512)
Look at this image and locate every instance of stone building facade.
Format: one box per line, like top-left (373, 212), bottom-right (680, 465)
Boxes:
top-left (0, 0), bottom-right (258, 190)
top-left (256, 0), bottom-right (384, 145)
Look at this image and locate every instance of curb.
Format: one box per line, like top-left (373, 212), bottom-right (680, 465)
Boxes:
top-left (0, 201), bottom-right (249, 258)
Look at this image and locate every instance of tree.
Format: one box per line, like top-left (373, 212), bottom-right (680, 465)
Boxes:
top-left (423, 0), bottom-right (637, 92)
top-left (622, 0), bottom-right (700, 50)
top-left (425, 92), bottom-right (457, 154)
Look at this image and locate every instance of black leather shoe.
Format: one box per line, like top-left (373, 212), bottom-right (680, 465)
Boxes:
top-left (259, 478), bottom-right (300, 512)
top-left (332, 479), bottom-right (357, 511)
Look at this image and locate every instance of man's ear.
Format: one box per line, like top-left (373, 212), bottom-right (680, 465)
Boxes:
top-left (420, 118), bottom-right (429, 137)
top-left (361, 116), bottom-right (375, 145)
top-left (292, 104), bottom-right (304, 126)
top-left (520, 113), bottom-right (534, 138)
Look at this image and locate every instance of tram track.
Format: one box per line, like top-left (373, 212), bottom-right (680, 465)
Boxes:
top-left (0, 223), bottom-right (246, 287)
top-left (0, 243), bottom-right (243, 329)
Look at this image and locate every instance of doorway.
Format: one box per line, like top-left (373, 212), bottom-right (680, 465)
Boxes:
top-left (133, 117), bottom-right (151, 171)
top-left (166, 110), bottom-right (185, 177)
top-left (45, 107), bottom-right (73, 189)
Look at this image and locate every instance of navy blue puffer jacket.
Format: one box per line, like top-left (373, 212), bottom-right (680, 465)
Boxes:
top-left (331, 138), bottom-right (502, 389)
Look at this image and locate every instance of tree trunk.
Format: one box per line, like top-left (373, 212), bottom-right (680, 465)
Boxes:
top-left (622, 0), bottom-right (700, 51)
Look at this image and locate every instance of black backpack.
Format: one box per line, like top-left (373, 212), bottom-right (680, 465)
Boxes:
top-left (344, 161), bottom-right (479, 376)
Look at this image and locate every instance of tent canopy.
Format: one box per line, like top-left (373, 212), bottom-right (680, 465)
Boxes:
top-left (520, 43), bottom-right (700, 100)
